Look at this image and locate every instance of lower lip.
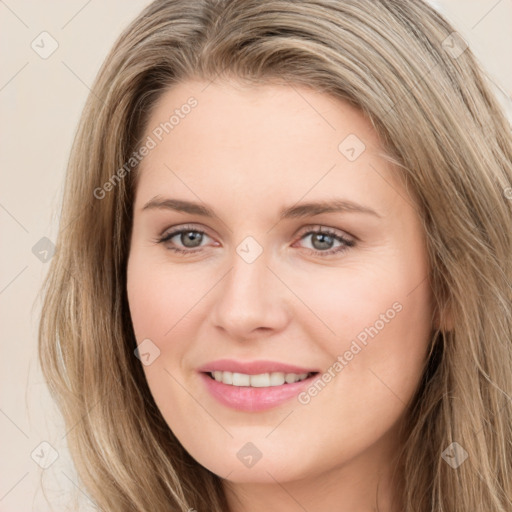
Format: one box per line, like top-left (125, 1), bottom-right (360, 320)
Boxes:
top-left (199, 372), bottom-right (318, 412)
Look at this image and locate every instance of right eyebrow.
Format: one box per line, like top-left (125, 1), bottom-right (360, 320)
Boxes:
top-left (141, 197), bottom-right (215, 216)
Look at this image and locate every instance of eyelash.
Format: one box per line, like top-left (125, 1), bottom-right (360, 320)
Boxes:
top-left (153, 223), bottom-right (355, 258)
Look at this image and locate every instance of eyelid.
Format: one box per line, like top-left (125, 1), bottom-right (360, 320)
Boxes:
top-left (158, 222), bottom-right (208, 237)
top-left (295, 224), bottom-right (355, 241)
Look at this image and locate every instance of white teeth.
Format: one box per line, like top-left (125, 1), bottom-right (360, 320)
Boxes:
top-left (285, 373), bottom-right (300, 384)
top-left (210, 371), bottom-right (310, 387)
top-left (221, 371), bottom-right (233, 385)
top-left (232, 372), bottom-right (250, 386)
top-left (269, 372), bottom-right (285, 386)
top-left (249, 373), bottom-right (270, 387)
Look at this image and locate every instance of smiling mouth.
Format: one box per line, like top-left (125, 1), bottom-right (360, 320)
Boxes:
top-left (204, 370), bottom-right (320, 388)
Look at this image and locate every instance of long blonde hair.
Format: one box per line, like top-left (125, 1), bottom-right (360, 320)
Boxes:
top-left (38, 0), bottom-right (512, 510)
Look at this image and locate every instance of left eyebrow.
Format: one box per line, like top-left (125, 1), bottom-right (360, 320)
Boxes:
top-left (279, 199), bottom-right (382, 219)
top-left (141, 196), bottom-right (382, 219)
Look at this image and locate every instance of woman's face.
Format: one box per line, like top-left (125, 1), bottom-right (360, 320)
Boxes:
top-left (127, 79), bottom-right (433, 490)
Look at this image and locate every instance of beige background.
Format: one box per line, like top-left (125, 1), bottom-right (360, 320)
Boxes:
top-left (1, 1), bottom-right (511, 510)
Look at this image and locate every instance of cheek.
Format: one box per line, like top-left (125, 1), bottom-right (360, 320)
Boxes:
top-left (289, 275), bottom-right (432, 464)
top-left (284, 257), bottom-right (430, 348)
top-left (126, 255), bottom-right (203, 342)
top-left (293, 255), bottom-right (433, 399)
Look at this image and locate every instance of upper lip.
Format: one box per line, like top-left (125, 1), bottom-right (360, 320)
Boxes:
top-left (198, 359), bottom-right (319, 375)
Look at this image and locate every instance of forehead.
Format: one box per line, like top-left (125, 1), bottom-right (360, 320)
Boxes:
top-left (141, 79), bottom-right (380, 154)
top-left (134, 79), bottom-right (402, 215)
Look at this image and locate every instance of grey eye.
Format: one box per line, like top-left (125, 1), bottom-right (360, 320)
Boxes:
top-left (177, 231), bottom-right (204, 248)
top-left (308, 232), bottom-right (336, 250)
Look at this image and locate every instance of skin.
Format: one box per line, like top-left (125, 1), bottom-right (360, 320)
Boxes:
top-left (126, 79), bottom-right (435, 512)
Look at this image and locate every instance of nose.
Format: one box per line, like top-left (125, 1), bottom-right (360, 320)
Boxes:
top-left (210, 248), bottom-right (291, 341)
